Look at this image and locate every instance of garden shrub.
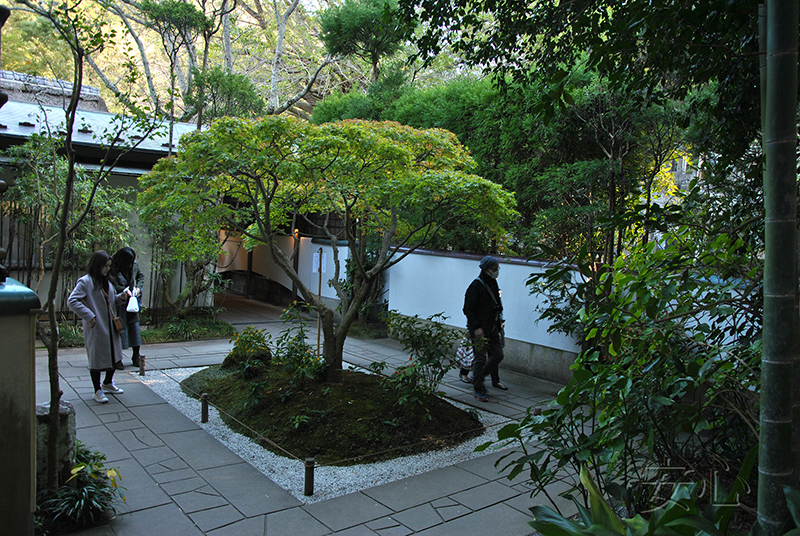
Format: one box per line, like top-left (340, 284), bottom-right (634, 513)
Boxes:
top-left (369, 311), bottom-right (463, 423)
top-left (484, 195), bottom-right (760, 516)
top-left (222, 326), bottom-right (272, 369)
top-left (35, 441), bottom-right (123, 535)
top-left (385, 311), bottom-right (463, 391)
top-left (273, 304), bottom-right (325, 389)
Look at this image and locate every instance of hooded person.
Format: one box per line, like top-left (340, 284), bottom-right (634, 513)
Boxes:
top-left (462, 255), bottom-right (507, 402)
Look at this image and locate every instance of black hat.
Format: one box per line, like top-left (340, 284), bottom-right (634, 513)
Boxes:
top-left (479, 256), bottom-right (500, 270)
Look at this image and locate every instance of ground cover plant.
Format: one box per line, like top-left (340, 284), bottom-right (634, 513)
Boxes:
top-left (35, 441), bottom-right (123, 535)
top-left (180, 306), bottom-right (484, 465)
top-left (141, 318), bottom-right (238, 344)
top-left (54, 317), bottom-right (237, 347)
top-left (181, 364), bottom-right (483, 465)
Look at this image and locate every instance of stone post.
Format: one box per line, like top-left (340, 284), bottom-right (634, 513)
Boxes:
top-left (0, 277), bottom-right (41, 535)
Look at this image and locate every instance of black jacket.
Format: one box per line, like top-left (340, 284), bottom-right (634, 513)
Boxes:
top-left (463, 271), bottom-right (503, 336)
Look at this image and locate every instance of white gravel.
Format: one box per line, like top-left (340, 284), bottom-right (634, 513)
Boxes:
top-left (136, 366), bottom-right (512, 503)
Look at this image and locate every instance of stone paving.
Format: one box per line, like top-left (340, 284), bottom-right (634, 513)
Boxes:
top-left (38, 292), bottom-right (572, 535)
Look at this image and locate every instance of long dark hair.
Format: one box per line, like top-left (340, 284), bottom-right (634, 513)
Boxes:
top-left (86, 250), bottom-right (111, 287)
top-left (111, 247), bottom-right (136, 283)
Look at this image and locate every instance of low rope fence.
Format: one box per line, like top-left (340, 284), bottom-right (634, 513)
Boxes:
top-left (135, 359), bottom-right (525, 496)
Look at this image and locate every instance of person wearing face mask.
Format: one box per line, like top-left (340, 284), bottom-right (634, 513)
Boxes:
top-left (463, 256), bottom-right (507, 402)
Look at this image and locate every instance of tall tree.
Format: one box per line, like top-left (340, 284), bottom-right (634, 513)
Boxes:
top-left (142, 116), bottom-right (517, 371)
top-left (12, 0), bottom-right (160, 491)
top-left (319, 0), bottom-right (411, 82)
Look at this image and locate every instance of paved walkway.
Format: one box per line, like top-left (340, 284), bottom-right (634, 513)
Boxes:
top-left (39, 293), bottom-right (572, 535)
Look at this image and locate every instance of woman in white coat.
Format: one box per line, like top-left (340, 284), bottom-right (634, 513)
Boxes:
top-left (68, 250), bottom-right (132, 403)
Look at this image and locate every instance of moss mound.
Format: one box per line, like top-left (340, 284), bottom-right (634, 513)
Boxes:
top-left (181, 365), bottom-right (484, 466)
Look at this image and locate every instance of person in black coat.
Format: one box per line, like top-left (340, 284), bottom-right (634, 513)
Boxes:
top-left (109, 247), bottom-right (146, 367)
top-left (463, 256), bottom-right (507, 402)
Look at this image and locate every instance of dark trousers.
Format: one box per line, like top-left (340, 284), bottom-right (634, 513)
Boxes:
top-left (90, 369), bottom-right (115, 392)
top-left (471, 332), bottom-right (504, 393)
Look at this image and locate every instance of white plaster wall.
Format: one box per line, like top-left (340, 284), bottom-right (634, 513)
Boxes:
top-left (218, 232), bottom-right (344, 301)
top-left (385, 251), bottom-right (580, 354)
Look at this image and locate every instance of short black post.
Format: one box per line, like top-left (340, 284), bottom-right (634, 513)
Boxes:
top-left (201, 393), bottom-right (209, 423)
top-left (138, 355), bottom-right (145, 376)
top-left (304, 458), bottom-right (315, 496)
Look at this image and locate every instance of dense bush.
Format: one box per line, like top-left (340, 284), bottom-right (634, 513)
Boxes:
top-left (483, 187), bottom-right (760, 515)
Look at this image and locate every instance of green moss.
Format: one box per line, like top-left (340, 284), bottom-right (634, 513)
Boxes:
top-left (181, 365), bottom-right (484, 466)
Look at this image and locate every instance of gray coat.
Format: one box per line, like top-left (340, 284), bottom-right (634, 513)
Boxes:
top-left (67, 274), bottom-right (126, 370)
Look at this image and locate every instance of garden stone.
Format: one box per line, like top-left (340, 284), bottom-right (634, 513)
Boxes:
top-left (36, 401), bottom-right (77, 489)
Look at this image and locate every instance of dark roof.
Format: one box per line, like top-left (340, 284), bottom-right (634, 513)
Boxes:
top-left (0, 100), bottom-right (199, 171)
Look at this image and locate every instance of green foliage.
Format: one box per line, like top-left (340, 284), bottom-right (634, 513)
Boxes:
top-left (382, 362), bottom-right (433, 423)
top-left (163, 319), bottom-right (201, 341)
top-left (2, 135), bottom-right (135, 280)
top-left (56, 322), bottom-right (84, 348)
top-left (319, 0), bottom-right (413, 80)
top-left (144, 114), bottom-right (517, 369)
top-left (274, 304), bottom-right (326, 389)
top-left (377, 311), bottom-right (463, 423)
top-left (385, 310), bottom-right (463, 391)
top-left (140, 318), bottom-right (237, 344)
top-left (482, 185), bottom-right (760, 516)
top-left (401, 0), bottom-right (761, 154)
top-left (139, 0), bottom-right (210, 37)
top-left (184, 66), bottom-right (265, 123)
top-left (313, 73), bottom-right (686, 257)
top-left (223, 326), bottom-right (273, 370)
top-left (3, 10), bottom-right (73, 80)
top-left (35, 441), bottom-right (124, 535)
top-left (528, 462), bottom-right (756, 536)
top-left (138, 152), bottom-right (231, 317)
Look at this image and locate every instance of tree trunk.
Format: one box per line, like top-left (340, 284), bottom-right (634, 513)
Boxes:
top-left (45, 47), bottom-right (84, 491)
top-left (758, 1), bottom-right (799, 534)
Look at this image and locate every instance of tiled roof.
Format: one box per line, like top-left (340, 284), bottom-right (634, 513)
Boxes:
top-left (0, 100), bottom-right (199, 168)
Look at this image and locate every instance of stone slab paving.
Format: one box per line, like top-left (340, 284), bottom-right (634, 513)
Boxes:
top-left (37, 292), bottom-right (571, 535)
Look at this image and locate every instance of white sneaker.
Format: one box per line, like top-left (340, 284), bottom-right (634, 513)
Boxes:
top-left (102, 382), bottom-right (124, 395)
top-left (93, 390), bottom-right (109, 404)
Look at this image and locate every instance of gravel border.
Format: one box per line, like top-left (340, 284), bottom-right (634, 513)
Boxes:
top-left (136, 366), bottom-right (513, 503)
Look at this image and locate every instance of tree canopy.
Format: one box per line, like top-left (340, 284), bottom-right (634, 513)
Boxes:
top-left (319, 0), bottom-right (412, 82)
top-left (142, 115), bottom-right (517, 369)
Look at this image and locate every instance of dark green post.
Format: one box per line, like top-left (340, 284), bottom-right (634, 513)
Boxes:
top-left (0, 276), bottom-right (41, 535)
top-left (759, 0), bottom-right (799, 534)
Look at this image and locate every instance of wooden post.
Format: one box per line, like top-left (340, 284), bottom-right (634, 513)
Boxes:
top-left (316, 248), bottom-right (322, 356)
top-left (304, 458), bottom-right (315, 496)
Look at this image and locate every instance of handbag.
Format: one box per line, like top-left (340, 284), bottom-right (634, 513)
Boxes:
top-left (103, 287), bottom-right (126, 333)
top-left (456, 339), bottom-right (475, 369)
top-left (126, 290), bottom-right (140, 313)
